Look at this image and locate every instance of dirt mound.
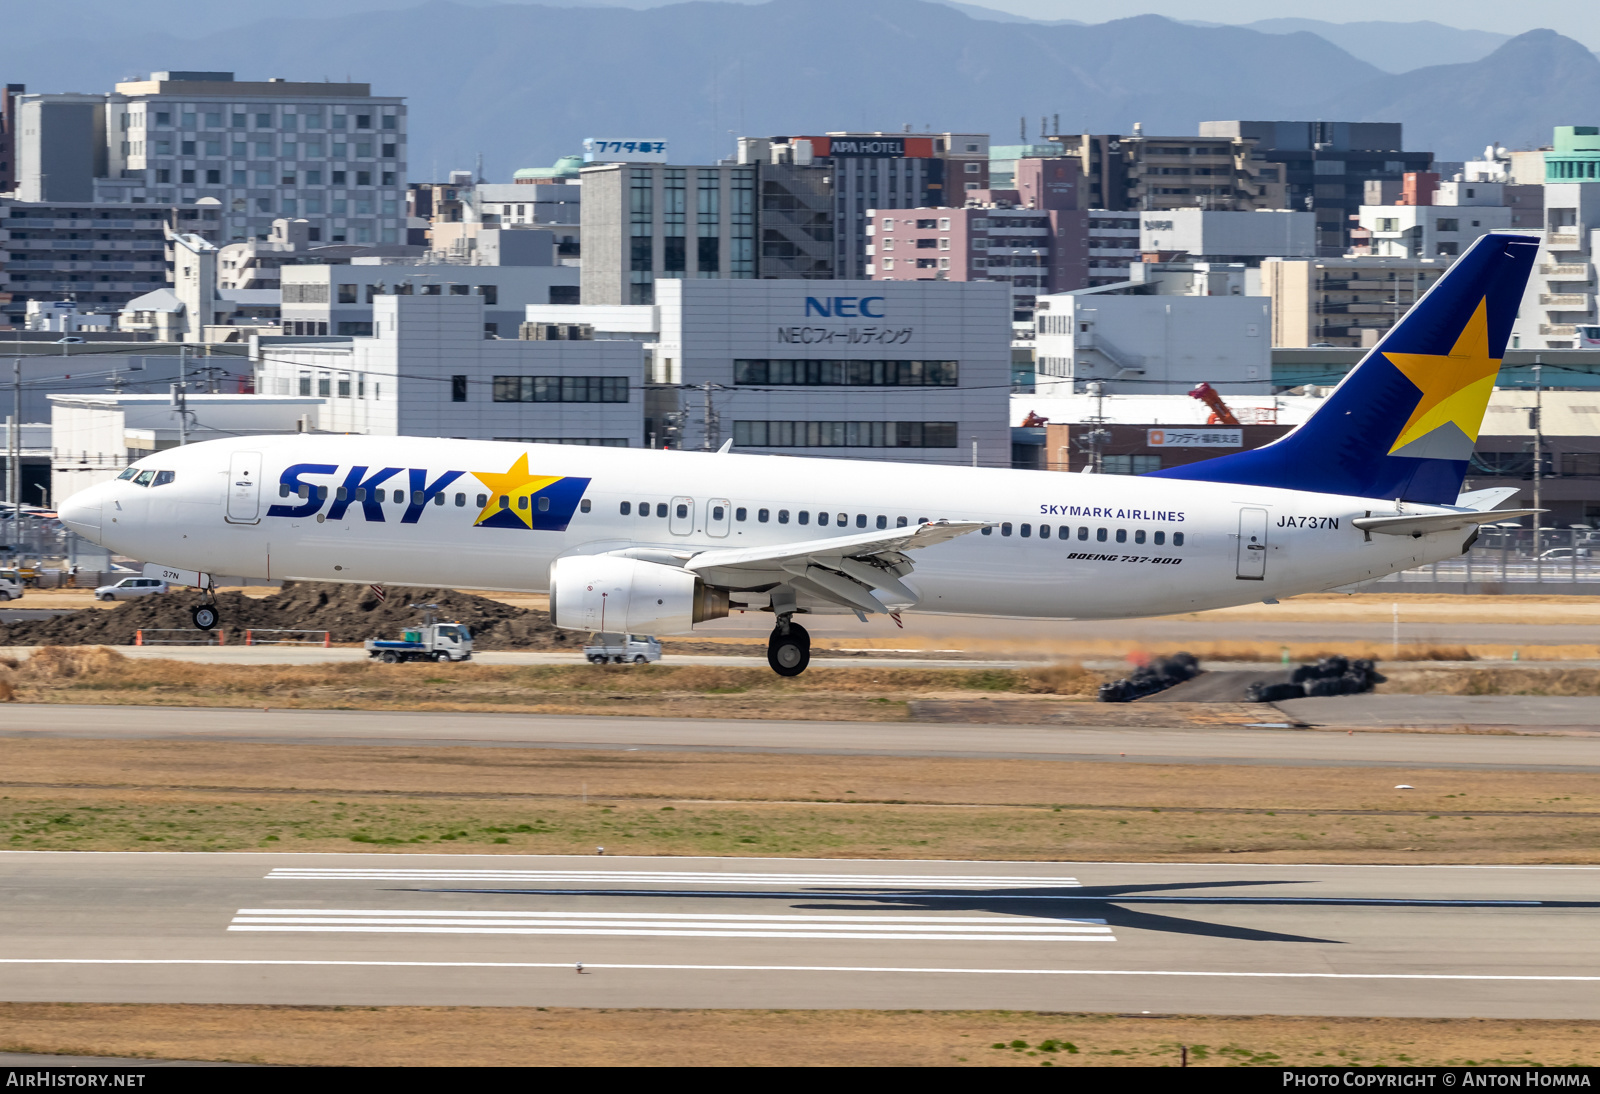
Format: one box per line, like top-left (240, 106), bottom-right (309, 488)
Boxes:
top-left (0, 583), bottom-right (581, 651)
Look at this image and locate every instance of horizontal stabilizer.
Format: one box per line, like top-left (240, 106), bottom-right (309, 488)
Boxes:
top-left (1352, 508), bottom-right (1543, 537)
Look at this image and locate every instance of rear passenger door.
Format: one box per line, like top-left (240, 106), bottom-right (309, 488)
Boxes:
top-left (1236, 507), bottom-right (1268, 580)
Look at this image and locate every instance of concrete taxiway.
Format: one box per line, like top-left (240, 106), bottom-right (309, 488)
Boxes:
top-left (3, 703), bottom-right (1599, 771)
top-left (2, 852), bottom-right (1597, 1017)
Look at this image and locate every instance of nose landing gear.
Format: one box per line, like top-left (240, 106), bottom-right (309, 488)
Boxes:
top-left (191, 603), bottom-right (220, 631)
top-left (766, 616), bottom-right (810, 677)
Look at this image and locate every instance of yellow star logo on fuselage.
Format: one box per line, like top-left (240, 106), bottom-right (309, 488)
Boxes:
top-left (471, 453), bottom-right (563, 528)
top-left (1384, 296), bottom-right (1501, 456)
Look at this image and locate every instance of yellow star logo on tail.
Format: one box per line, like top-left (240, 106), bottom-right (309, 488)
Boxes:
top-left (471, 453), bottom-right (564, 528)
top-left (1384, 297), bottom-right (1501, 459)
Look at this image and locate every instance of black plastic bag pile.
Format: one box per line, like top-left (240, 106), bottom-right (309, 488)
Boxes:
top-left (1244, 656), bottom-right (1385, 703)
top-left (1097, 652), bottom-right (1202, 703)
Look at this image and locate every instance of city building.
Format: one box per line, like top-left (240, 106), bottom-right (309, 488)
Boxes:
top-left (866, 158), bottom-right (1090, 323)
top-left (427, 182), bottom-right (581, 264)
top-left (742, 132), bottom-right (991, 280)
top-left (279, 253), bottom-right (579, 338)
top-left (1033, 285), bottom-right (1272, 396)
top-left (11, 71), bottom-right (406, 246)
top-left (216, 216), bottom-right (422, 291)
top-left (1137, 208), bottom-right (1315, 263)
top-left (0, 83), bottom-right (26, 194)
top-left (1516, 127), bottom-right (1600, 350)
top-left (987, 143), bottom-right (1063, 189)
top-left (48, 392), bottom-right (322, 501)
top-left (253, 293), bottom-right (644, 445)
top-left (1045, 129), bottom-right (1287, 215)
top-left (526, 278), bottom-right (1013, 465)
top-left (1, 198), bottom-right (184, 328)
top-left (579, 162), bottom-right (757, 305)
top-left (1263, 256), bottom-right (1445, 348)
top-left (1199, 121), bottom-right (1433, 256)
top-left (1087, 210), bottom-right (1142, 286)
top-left (1356, 179), bottom-right (1513, 260)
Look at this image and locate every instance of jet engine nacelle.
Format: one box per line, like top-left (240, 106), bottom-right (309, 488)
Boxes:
top-left (548, 555), bottom-right (729, 635)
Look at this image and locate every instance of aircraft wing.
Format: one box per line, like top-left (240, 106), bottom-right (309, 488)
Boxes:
top-left (681, 518), bottom-right (986, 613)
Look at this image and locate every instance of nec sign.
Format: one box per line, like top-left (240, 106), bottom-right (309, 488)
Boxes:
top-left (805, 296), bottom-right (885, 319)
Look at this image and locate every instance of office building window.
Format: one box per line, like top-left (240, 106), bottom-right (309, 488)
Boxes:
top-left (451, 375), bottom-right (468, 402)
top-left (734, 360), bottom-right (958, 386)
top-left (732, 421), bottom-right (958, 448)
top-left (492, 376), bottom-right (629, 403)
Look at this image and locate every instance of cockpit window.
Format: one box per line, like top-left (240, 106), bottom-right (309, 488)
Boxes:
top-left (153, 471), bottom-right (176, 487)
top-left (133, 470), bottom-right (156, 487)
top-left (117, 467), bottom-right (139, 481)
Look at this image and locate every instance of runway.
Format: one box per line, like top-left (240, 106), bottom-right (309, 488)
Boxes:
top-left (6, 703), bottom-right (1600, 771)
top-left (2, 851), bottom-right (1597, 1017)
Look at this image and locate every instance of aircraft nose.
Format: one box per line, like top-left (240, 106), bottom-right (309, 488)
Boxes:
top-left (58, 484), bottom-right (105, 542)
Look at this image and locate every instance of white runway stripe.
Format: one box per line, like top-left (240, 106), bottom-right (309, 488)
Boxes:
top-left (228, 908), bottom-right (1114, 943)
top-left (265, 868), bottom-right (1081, 889)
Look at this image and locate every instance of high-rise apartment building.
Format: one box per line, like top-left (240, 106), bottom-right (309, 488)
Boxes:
top-left (1046, 130), bottom-right (1286, 215)
top-left (740, 133), bottom-right (990, 280)
top-left (1517, 126), bottom-right (1600, 350)
top-left (1199, 121), bottom-right (1432, 256)
top-left (1, 83), bottom-right (27, 194)
top-left (12, 72), bottom-right (406, 247)
top-left (579, 162), bottom-right (757, 306)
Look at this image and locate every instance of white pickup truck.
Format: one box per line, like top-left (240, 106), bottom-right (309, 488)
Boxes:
top-left (584, 633), bottom-right (662, 665)
top-left (365, 622), bottom-right (474, 663)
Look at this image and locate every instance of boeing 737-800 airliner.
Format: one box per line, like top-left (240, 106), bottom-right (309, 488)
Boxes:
top-left (59, 231), bottom-right (1540, 676)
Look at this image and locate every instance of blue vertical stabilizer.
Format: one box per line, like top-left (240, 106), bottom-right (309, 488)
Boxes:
top-left (1147, 232), bottom-right (1540, 504)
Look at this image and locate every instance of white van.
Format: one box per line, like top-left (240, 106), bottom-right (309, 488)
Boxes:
top-left (0, 570), bottom-right (22, 602)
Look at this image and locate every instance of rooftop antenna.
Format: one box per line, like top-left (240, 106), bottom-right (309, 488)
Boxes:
top-left (475, 152), bottom-right (485, 184)
top-left (1020, 116), bottom-right (1026, 141)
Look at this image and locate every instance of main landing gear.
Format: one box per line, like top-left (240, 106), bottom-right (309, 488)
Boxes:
top-left (767, 617), bottom-right (810, 677)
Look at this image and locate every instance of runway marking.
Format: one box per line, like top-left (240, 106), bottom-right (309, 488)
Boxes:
top-left (4, 959), bottom-right (1600, 982)
top-left (265, 868), bottom-right (1081, 889)
top-left (227, 908), bottom-right (1114, 943)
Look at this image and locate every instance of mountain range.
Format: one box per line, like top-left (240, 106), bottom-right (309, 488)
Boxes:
top-left (0, 0), bottom-right (1592, 179)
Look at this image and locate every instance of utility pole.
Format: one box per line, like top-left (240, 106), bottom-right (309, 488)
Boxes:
top-left (1532, 355), bottom-right (1543, 581)
top-left (691, 381), bottom-right (724, 451)
top-left (175, 344), bottom-right (188, 448)
top-left (8, 357), bottom-right (19, 552)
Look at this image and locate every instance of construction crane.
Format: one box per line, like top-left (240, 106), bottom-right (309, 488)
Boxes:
top-left (1188, 382), bottom-right (1241, 427)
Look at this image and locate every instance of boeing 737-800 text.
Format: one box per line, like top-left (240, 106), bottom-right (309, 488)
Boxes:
top-left (59, 231), bottom-right (1540, 675)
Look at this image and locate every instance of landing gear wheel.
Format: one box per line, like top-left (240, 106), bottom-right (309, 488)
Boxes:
top-left (767, 622), bottom-right (810, 677)
top-left (191, 604), bottom-right (219, 631)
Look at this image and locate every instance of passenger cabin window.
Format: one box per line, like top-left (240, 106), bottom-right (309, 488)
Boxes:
top-left (620, 502), bottom-right (632, 515)
top-left (759, 509), bottom-right (770, 522)
top-left (1077, 527), bottom-right (1088, 541)
top-left (856, 514), bottom-right (867, 528)
top-left (455, 493), bottom-right (466, 507)
top-left (1040, 525), bottom-right (1051, 539)
top-left (876, 515), bottom-right (887, 529)
top-left (1174, 532), bottom-right (1185, 546)
top-left (778, 510), bottom-right (790, 524)
top-left (1001, 523), bottom-right (1012, 536)
top-left (279, 484), bottom-right (291, 497)
top-left (712, 505), bottom-right (725, 520)
top-left (674, 503), bottom-right (687, 518)
top-left (736, 508), bottom-right (747, 521)
top-left (982, 526), bottom-right (992, 535)
top-left (1134, 529), bottom-right (1145, 544)
top-left (539, 497), bottom-right (551, 512)
top-left (476, 494), bottom-right (488, 507)
top-left (1095, 528), bottom-right (1106, 542)
top-left (818, 512), bottom-right (830, 526)
top-left (517, 496), bottom-right (528, 510)
top-left (897, 517), bottom-right (908, 527)
top-left (798, 510), bottom-right (810, 525)
top-left (1116, 529), bottom-right (1127, 543)
top-left (1154, 530), bottom-right (1165, 545)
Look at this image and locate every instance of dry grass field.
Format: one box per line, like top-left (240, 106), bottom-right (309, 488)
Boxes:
top-left (2, 736), bottom-right (1597, 862)
top-left (2, 1004), bottom-right (1598, 1067)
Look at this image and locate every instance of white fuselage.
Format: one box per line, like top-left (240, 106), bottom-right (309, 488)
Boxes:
top-left (62, 435), bottom-right (1469, 625)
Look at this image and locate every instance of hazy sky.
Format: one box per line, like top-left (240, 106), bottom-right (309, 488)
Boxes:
top-left (969, 0), bottom-right (1598, 46)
